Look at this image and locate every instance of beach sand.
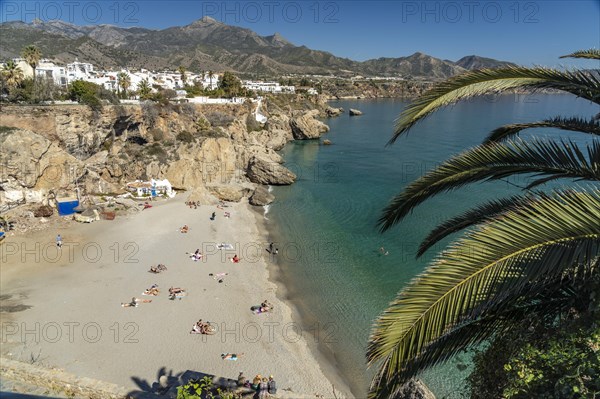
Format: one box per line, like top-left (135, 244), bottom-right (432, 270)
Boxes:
top-left (0, 194), bottom-right (349, 397)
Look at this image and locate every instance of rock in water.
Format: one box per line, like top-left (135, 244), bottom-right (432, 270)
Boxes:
top-left (325, 106), bottom-right (344, 117)
top-left (289, 110), bottom-right (330, 139)
top-left (249, 186), bottom-right (275, 206)
top-left (395, 379), bottom-right (436, 399)
top-left (322, 139), bottom-right (332, 145)
top-left (247, 156), bottom-right (296, 185)
top-left (349, 108), bottom-right (363, 116)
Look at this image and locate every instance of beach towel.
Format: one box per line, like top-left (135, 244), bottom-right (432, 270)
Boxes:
top-left (217, 243), bottom-right (234, 250)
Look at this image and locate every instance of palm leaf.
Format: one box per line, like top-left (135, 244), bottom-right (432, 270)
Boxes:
top-left (391, 67), bottom-right (600, 143)
top-left (379, 139), bottom-right (600, 231)
top-left (560, 49), bottom-right (600, 60)
top-left (485, 116), bottom-right (600, 143)
top-left (368, 189), bottom-right (600, 395)
top-left (369, 276), bottom-right (585, 398)
top-left (417, 194), bottom-right (540, 257)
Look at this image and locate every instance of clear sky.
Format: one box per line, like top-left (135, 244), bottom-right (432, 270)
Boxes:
top-left (1, 0), bottom-right (599, 67)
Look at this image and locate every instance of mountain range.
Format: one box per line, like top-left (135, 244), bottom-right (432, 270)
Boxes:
top-left (0, 17), bottom-right (517, 79)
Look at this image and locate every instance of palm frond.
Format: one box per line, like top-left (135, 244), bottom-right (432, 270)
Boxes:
top-left (485, 116), bottom-right (600, 143)
top-left (369, 279), bottom-right (582, 398)
top-left (417, 194), bottom-right (540, 257)
top-left (391, 67), bottom-right (600, 143)
top-left (379, 139), bottom-right (600, 231)
top-left (560, 49), bottom-right (600, 60)
top-left (368, 189), bottom-right (600, 394)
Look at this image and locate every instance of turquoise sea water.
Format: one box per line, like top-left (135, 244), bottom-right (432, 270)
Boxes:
top-left (268, 94), bottom-right (598, 398)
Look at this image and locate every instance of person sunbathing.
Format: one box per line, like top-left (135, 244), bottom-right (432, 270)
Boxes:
top-left (230, 254), bottom-right (240, 263)
top-left (143, 284), bottom-right (160, 296)
top-left (224, 212), bottom-right (231, 218)
top-left (122, 297), bottom-right (152, 307)
top-left (180, 225), bottom-right (189, 233)
top-left (261, 299), bottom-right (273, 310)
top-left (149, 264), bottom-right (167, 273)
top-left (188, 249), bottom-right (202, 261)
top-left (169, 287), bottom-right (186, 299)
top-left (221, 352), bottom-right (244, 360)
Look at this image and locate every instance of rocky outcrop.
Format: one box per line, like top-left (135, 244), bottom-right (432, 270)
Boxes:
top-left (249, 185), bottom-right (275, 206)
top-left (325, 106), bottom-right (344, 117)
top-left (289, 110), bottom-right (330, 140)
top-left (247, 155), bottom-right (296, 185)
top-left (0, 101), bottom-right (330, 207)
top-left (395, 379), bottom-right (436, 399)
top-left (349, 108), bottom-right (363, 116)
top-left (187, 186), bottom-right (219, 205)
top-left (208, 184), bottom-right (251, 202)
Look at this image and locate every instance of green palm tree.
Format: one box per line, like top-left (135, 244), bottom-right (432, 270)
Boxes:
top-left (178, 65), bottom-right (187, 87)
top-left (1, 60), bottom-right (24, 89)
top-left (137, 78), bottom-right (151, 100)
top-left (208, 70), bottom-right (215, 89)
top-left (117, 72), bottom-right (131, 98)
top-left (21, 45), bottom-right (42, 82)
top-left (368, 49), bottom-right (600, 398)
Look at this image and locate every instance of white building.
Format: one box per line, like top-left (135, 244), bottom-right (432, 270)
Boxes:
top-left (66, 60), bottom-right (94, 82)
top-left (242, 80), bottom-right (295, 94)
top-left (36, 60), bottom-right (67, 86)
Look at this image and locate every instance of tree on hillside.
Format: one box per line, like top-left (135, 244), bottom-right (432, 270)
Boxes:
top-left (218, 71), bottom-right (242, 98)
top-left (21, 45), bottom-right (42, 82)
top-left (117, 72), bottom-right (131, 99)
top-left (208, 70), bottom-right (215, 89)
top-left (178, 65), bottom-right (187, 86)
top-left (368, 50), bottom-right (600, 398)
top-left (1, 60), bottom-right (24, 89)
top-left (137, 78), bottom-right (152, 100)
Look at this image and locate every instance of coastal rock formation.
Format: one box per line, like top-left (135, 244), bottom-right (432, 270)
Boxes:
top-left (247, 155), bottom-right (296, 185)
top-left (0, 100), bottom-right (329, 207)
top-left (187, 186), bottom-right (219, 205)
top-left (207, 184), bottom-right (250, 202)
top-left (249, 185), bottom-right (275, 206)
top-left (289, 110), bottom-right (330, 140)
top-left (325, 106), bottom-right (344, 117)
top-left (0, 128), bottom-right (84, 207)
top-left (322, 139), bottom-right (332, 145)
top-left (349, 108), bottom-right (363, 116)
top-left (396, 379), bottom-right (436, 399)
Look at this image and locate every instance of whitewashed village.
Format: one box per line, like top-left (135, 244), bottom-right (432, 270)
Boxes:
top-left (4, 57), bottom-right (303, 103)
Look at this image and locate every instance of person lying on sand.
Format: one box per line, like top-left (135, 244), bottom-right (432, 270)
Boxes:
top-left (121, 297), bottom-right (152, 307)
top-left (221, 352), bottom-right (244, 361)
top-left (169, 287), bottom-right (187, 300)
top-left (187, 249), bottom-right (203, 261)
top-left (143, 284), bottom-right (160, 296)
top-left (149, 264), bottom-right (167, 273)
top-left (229, 254), bottom-right (240, 263)
top-left (209, 272), bottom-right (228, 283)
top-left (191, 319), bottom-right (215, 335)
top-left (180, 225), bottom-right (189, 233)
top-left (224, 212), bottom-right (231, 218)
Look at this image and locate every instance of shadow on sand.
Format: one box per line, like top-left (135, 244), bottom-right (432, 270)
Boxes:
top-left (127, 367), bottom-right (257, 398)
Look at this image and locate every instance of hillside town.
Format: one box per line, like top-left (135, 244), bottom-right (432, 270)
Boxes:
top-left (1, 56), bottom-right (302, 102)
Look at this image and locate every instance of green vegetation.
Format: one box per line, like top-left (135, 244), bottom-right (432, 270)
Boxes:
top-left (176, 376), bottom-right (242, 399)
top-left (368, 49), bottom-right (600, 398)
top-left (176, 130), bottom-right (194, 143)
top-left (20, 44), bottom-right (41, 82)
top-left (68, 80), bottom-right (118, 110)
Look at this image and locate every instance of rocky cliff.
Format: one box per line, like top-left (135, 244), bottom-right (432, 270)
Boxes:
top-left (0, 98), bottom-right (330, 210)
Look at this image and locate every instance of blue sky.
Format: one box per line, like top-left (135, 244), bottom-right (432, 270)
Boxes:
top-left (1, 0), bottom-right (598, 66)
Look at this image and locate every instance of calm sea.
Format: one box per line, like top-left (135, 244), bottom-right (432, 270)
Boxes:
top-left (268, 94), bottom-right (598, 398)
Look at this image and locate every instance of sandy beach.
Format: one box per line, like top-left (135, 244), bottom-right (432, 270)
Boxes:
top-left (0, 194), bottom-right (349, 397)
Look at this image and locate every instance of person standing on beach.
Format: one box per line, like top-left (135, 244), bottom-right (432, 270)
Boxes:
top-left (268, 376), bottom-right (277, 395)
top-left (269, 242), bottom-right (274, 253)
top-left (56, 234), bottom-right (62, 248)
top-left (211, 212), bottom-right (216, 221)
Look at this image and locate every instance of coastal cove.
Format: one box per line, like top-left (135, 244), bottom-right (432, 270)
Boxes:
top-left (267, 94), bottom-right (600, 398)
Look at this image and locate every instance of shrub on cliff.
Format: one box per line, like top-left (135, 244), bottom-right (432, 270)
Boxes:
top-left (176, 131), bottom-right (194, 143)
top-left (69, 80), bottom-right (118, 110)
